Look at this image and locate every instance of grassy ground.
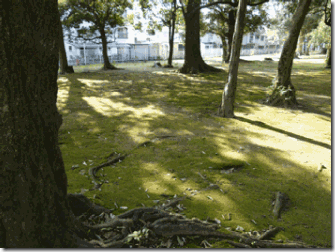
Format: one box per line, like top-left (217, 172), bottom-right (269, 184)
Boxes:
top-left (57, 55), bottom-right (331, 248)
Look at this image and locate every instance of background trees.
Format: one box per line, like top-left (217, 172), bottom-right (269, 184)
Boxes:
top-left (63, 0), bottom-right (132, 70)
top-left (58, 1), bottom-right (75, 74)
top-left (204, 4), bottom-right (268, 63)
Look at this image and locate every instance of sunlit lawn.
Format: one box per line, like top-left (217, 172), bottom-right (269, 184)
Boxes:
top-left (57, 55), bottom-right (331, 248)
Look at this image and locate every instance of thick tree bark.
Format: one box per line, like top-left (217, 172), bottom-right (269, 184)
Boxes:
top-left (100, 29), bottom-right (116, 70)
top-left (179, 0), bottom-right (221, 74)
top-left (265, 0), bottom-right (312, 107)
top-left (0, 1), bottom-right (89, 247)
top-left (218, 0), bottom-right (247, 118)
top-left (58, 10), bottom-right (74, 74)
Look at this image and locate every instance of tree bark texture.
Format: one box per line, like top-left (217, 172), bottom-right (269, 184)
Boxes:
top-left (100, 29), bottom-right (116, 70)
top-left (0, 1), bottom-right (82, 247)
top-left (179, 0), bottom-right (221, 74)
top-left (58, 10), bottom-right (74, 74)
top-left (218, 0), bottom-right (247, 118)
top-left (226, 9), bottom-right (236, 63)
top-left (219, 35), bottom-right (228, 63)
top-left (266, 0), bottom-right (312, 107)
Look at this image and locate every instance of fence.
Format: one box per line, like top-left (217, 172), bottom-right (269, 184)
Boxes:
top-left (66, 44), bottom-right (225, 66)
top-left (201, 48), bottom-right (222, 59)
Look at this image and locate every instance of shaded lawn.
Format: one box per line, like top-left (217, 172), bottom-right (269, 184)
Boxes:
top-left (57, 56), bottom-right (331, 248)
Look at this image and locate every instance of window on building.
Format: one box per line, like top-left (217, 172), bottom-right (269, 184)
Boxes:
top-left (108, 47), bottom-right (111, 50)
top-left (250, 34), bottom-right (253, 43)
top-left (205, 45), bottom-right (209, 49)
top-left (258, 46), bottom-right (264, 49)
top-left (256, 35), bottom-right (259, 40)
top-left (261, 36), bottom-right (264, 41)
top-left (178, 44), bottom-right (185, 51)
top-left (69, 46), bottom-right (72, 51)
top-left (118, 27), bottom-right (128, 39)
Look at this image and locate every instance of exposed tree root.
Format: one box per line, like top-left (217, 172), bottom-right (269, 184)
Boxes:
top-left (164, 64), bottom-right (174, 68)
top-left (101, 64), bottom-right (118, 71)
top-left (265, 84), bottom-right (298, 107)
top-left (67, 193), bottom-right (317, 248)
top-left (88, 136), bottom-right (176, 181)
top-left (178, 62), bottom-right (223, 74)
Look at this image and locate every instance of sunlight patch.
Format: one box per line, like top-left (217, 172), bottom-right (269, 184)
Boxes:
top-left (78, 78), bottom-right (110, 87)
top-left (82, 97), bottom-right (165, 119)
top-left (57, 83), bottom-right (70, 108)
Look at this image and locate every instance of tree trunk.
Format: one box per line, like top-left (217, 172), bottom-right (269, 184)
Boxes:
top-left (179, 0), bottom-right (221, 74)
top-left (298, 34), bottom-right (303, 55)
top-left (167, 0), bottom-right (177, 67)
top-left (326, 45), bottom-right (331, 68)
top-left (220, 35), bottom-right (228, 63)
top-left (218, 0), bottom-right (247, 118)
top-left (0, 1), bottom-right (90, 247)
top-left (265, 0), bottom-right (312, 107)
top-left (100, 29), bottom-right (116, 70)
top-left (225, 9), bottom-right (235, 63)
top-left (58, 10), bottom-right (74, 74)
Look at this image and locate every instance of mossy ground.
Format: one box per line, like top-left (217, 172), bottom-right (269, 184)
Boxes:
top-left (57, 55), bottom-right (331, 248)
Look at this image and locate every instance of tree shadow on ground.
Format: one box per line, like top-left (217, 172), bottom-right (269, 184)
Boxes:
top-left (56, 63), bottom-right (331, 247)
top-left (235, 116), bottom-right (331, 150)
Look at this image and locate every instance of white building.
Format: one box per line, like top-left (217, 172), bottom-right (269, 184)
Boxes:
top-left (201, 32), bottom-right (223, 58)
top-left (240, 27), bottom-right (282, 56)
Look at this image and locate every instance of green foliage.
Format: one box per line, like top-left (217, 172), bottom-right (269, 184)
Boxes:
top-left (204, 4), bottom-right (269, 43)
top-left (307, 14), bottom-right (331, 48)
top-left (61, 0), bottom-right (132, 43)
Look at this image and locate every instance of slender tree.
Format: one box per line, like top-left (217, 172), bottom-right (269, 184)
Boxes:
top-left (0, 0), bottom-right (91, 247)
top-left (265, 0), bottom-right (312, 107)
top-left (218, 0), bottom-right (248, 117)
top-left (63, 0), bottom-right (131, 70)
top-left (158, 0), bottom-right (180, 67)
top-left (205, 4), bottom-right (268, 63)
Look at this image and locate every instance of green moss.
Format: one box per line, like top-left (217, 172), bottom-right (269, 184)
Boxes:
top-left (57, 56), bottom-right (331, 248)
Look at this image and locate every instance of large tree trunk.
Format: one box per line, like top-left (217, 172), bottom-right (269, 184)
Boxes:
top-left (265, 0), bottom-right (312, 107)
top-left (0, 1), bottom-right (90, 247)
top-left (100, 29), bottom-right (116, 70)
top-left (179, 0), bottom-right (221, 74)
top-left (58, 10), bottom-right (74, 74)
top-left (218, 0), bottom-right (247, 118)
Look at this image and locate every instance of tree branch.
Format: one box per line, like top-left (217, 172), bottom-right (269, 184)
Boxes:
top-left (247, 0), bottom-right (269, 6)
top-left (179, 0), bottom-right (186, 17)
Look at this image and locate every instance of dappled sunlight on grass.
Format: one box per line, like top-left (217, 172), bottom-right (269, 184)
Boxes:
top-left (57, 57), bottom-right (331, 247)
